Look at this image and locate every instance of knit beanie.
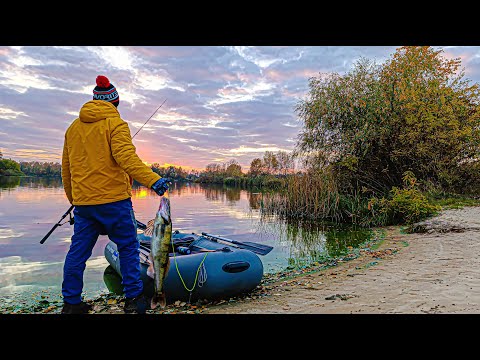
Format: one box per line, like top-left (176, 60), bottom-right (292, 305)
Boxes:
top-left (93, 75), bottom-right (119, 107)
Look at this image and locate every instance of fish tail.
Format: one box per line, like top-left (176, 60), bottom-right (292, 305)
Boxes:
top-left (151, 292), bottom-right (166, 309)
top-left (151, 259), bottom-right (170, 309)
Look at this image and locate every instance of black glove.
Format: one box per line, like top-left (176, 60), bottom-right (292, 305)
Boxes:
top-left (151, 178), bottom-right (171, 196)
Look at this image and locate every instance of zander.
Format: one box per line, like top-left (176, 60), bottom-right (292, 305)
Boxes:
top-left (146, 195), bottom-right (172, 309)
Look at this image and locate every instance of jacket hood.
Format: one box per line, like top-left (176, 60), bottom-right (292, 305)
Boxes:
top-left (79, 100), bottom-right (119, 123)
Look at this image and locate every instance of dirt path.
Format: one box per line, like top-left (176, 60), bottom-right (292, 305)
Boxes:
top-left (204, 207), bottom-right (480, 314)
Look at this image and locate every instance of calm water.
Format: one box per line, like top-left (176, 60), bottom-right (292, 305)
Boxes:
top-left (0, 176), bottom-right (373, 301)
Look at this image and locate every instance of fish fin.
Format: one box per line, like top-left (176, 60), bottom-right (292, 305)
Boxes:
top-left (151, 292), bottom-right (166, 309)
top-left (143, 219), bottom-right (155, 236)
top-left (144, 226), bottom-right (154, 237)
top-left (146, 253), bottom-right (154, 279)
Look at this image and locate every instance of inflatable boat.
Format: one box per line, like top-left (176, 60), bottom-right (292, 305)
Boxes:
top-left (104, 230), bottom-right (266, 303)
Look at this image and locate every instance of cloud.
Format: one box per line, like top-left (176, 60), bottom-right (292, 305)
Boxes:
top-left (0, 105), bottom-right (29, 119)
top-left (86, 46), bottom-right (137, 71)
top-left (1, 45), bottom-right (478, 169)
top-left (206, 79), bottom-right (276, 107)
top-left (227, 145), bottom-right (292, 154)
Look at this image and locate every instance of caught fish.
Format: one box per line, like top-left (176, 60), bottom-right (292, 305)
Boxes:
top-left (146, 194), bottom-right (172, 309)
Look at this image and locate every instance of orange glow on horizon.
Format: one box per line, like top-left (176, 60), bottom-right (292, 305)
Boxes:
top-left (152, 162), bottom-right (199, 172)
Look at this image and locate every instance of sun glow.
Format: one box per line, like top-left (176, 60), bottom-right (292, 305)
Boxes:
top-left (134, 189), bottom-right (149, 198)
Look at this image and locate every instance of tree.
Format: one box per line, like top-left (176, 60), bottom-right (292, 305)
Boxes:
top-left (249, 158), bottom-right (263, 176)
top-left (225, 159), bottom-right (243, 177)
top-left (205, 163), bottom-right (224, 175)
top-left (276, 151), bottom-right (294, 176)
top-left (0, 149), bottom-right (3, 160)
top-left (295, 46), bottom-right (480, 195)
top-left (200, 162), bottom-right (225, 183)
top-left (0, 158), bottom-right (24, 176)
top-left (379, 46), bottom-right (480, 190)
top-left (151, 163), bottom-right (165, 176)
top-left (263, 151), bottom-right (279, 175)
top-left (20, 161), bottom-right (61, 176)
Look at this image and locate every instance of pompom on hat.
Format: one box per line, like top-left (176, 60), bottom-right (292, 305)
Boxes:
top-left (93, 75), bottom-right (119, 107)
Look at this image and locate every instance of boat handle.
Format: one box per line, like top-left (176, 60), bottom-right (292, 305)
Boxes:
top-left (222, 261), bottom-right (250, 273)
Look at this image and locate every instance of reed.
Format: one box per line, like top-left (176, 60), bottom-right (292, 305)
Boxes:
top-left (260, 168), bottom-right (345, 222)
top-left (260, 169), bottom-right (444, 227)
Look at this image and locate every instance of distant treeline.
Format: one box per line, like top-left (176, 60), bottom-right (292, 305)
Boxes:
top-left (20, 161), bottom-right (62, 176)
top-left (0, 151), bottom-right (63, 176)
top-left (1, 149), bottom-right (296, 190)
top-left (135, 152), bottom-right (297, 189)
top-left (195, 151), bottom-right (296, 189)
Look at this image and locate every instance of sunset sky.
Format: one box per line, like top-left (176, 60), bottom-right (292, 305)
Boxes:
top-left (1, 46), bottom-right (480, 171)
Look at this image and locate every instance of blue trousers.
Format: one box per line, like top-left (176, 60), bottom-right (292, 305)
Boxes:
top-left (62, 198), bottom-right (143, 304)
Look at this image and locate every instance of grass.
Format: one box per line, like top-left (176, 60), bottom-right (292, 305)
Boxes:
top-left (428, 195), bottom-right (480, 209)
top-left (369, 229), bottom-right (386, 250)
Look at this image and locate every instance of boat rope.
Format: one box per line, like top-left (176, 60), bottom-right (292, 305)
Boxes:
top-left (171, 235), bottom-right (208, 301)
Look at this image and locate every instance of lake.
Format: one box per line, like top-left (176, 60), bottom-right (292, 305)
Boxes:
top-left (0, 176), bottom-right (373, 303)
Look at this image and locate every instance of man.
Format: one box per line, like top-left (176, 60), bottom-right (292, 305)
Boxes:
top-left (61, 75), bottom-right (169, 314)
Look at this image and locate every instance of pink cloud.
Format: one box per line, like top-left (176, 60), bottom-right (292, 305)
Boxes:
top-left (264, 67), bottom-right (320, 82)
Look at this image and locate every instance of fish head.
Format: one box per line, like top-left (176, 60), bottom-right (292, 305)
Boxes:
top-left (158, 197), bottom-right (171, 224)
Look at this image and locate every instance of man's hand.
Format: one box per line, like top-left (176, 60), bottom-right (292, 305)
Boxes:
top-left (151, 178), bottom-right (171, 196)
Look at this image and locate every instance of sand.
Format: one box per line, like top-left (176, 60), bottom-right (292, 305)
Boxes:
top-left (203, 206), bottom-right (480, 314)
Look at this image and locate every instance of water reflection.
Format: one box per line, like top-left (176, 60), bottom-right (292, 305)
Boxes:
top-left (0, 176), bottom-right (64, 189)
top-left (247, 192), bottom-right (262, 210)
top-left (254, 217), bottom-right (372, 269)
top-left (0, 176), bottom-right (21, 190)
top-left (103, 266), bottom-right (124, 295)
top-left (0, 177), bottom-right (373, 299)
top-left (201, 184), bottom-right (241, 203)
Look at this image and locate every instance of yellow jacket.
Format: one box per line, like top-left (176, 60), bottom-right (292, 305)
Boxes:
top-left (61, 100), bottom-right (161, 205)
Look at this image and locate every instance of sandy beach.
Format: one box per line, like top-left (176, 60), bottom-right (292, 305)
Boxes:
top-left (203, 206), bottom-right (480, 314)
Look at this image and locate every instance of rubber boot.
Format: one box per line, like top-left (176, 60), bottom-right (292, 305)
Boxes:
top-left (124, 294), bottom-right (149, 314)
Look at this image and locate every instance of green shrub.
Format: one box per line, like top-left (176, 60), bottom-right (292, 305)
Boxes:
top-left (0, 158), bottom-right (24, 176)
top-left (368, 172), bottom-right (441, 225)
top-left (263, 177), bottom-right (285, 189)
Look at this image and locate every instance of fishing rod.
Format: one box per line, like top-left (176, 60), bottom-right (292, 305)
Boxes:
top-left (39, 205), bottom-right (74, 244)
top-left (131, 98), bottom-right (167, 139)
top-left (39, 99), bottom-right (167, 244)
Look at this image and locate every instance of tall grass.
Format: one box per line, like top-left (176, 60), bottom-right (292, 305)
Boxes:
top-left (261, 168), bottom-right (344, 221)
top-left (260, 169), bottom-right (443, 228)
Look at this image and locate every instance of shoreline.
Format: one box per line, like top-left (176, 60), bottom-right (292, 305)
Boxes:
top-left (0, 226), bottom-right (389, 314)
top-left (204, 206), bottom-right (480, 314)
top-left (2, 206), bottom-right (479, 314)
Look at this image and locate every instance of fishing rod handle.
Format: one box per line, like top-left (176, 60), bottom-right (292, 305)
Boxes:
top-left (62, 205), bottom-right (75, 218)
top-left (136, 220), bottom-right (147, 230)
top-left (39, 205), bottom-right (74, 244)
top-left (40, 223), bottom-right (60, 244)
